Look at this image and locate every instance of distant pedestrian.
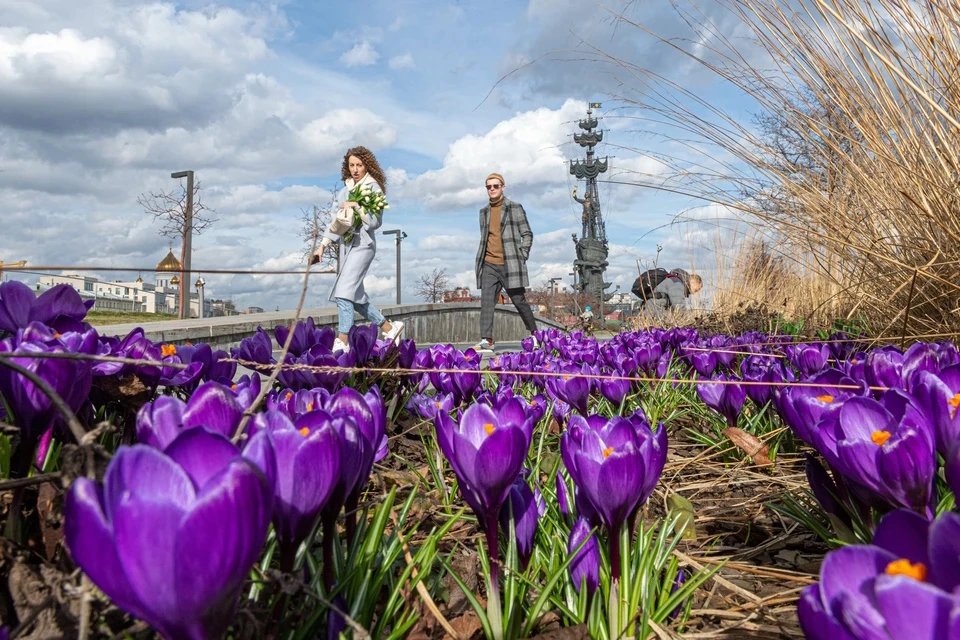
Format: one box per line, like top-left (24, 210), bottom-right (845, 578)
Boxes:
top-left (640, 269), bottom-right (703, 314)
top-left (315, 146), bottom-right (404, 353)
top-left (472, 173), bottom-right (538, 352)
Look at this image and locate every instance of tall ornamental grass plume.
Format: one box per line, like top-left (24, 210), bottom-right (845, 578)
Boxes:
top-left (592, 0), bottom-right (960, 335)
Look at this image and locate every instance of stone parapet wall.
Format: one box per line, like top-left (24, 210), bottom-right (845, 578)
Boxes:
top-left (92, 302), bottom-right (566, 349)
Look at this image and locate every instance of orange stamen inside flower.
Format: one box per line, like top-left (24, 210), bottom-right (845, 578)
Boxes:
top-left (299, 427), bottom-right (310, 437)
top-left (603, 446), bottom-right (615, 458)
top-left (816, 394), bottom-right (834, 403)
top-left (948, 393), bottom-right (960, 419)
top-left (53, 332), bottom-right (62, 339)
top-left (872, 430), bottom-right (892, 446)
top-left (161, 344), bottom-right (177, 357)
top-left (435, 401), bottom-right (443, 409)
top-left (231, 384), bottom-right (237, 390)
top-left (885, 558), bottom-right (927, 582)
top-left (307, 401), bottom-right (315, 412)
top-left (563, 375), bottom-right (570, 381)
top-left (484, 423), bottom-right (495, 435)
top-left (284, 392), bottom-right (292, 401)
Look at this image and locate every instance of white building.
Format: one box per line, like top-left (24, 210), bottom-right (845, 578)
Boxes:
top-left (38, 250), bottom-right (213, 317)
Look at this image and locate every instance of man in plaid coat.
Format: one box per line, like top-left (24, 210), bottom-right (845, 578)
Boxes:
top-left (473, 172), bottom-right (538, 351)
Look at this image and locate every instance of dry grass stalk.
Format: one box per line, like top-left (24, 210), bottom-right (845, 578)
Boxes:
top-left (595, 0), bottom-right (960, 336)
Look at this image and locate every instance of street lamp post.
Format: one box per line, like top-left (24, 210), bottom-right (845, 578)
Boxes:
top-left (549, 277), bottom-right (562, 321)
top-left (171, 170), bottom-right (194, 320)
top-left (382, 229), bottom-right (407, 304)
top-left (195, 277), bottom-right (205, 319)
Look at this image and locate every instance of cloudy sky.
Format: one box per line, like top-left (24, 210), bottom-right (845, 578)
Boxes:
top-left (0, 0), bottom-right (758, 313)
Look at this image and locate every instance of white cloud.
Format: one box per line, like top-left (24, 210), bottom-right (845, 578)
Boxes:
top-left (301, 108), bottom-right (397, 154)
top-left (396, 99), bottom-right (587, 209)
top-left (339, 40), bottom-right (379, 67)
top-left (388, 52), bottom-right (414, 70)
top-left (211, 184), bottom-right (334, 215)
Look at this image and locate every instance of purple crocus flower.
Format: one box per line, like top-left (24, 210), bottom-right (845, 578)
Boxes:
top-left (407, 392), bottom-right (456, 421)
top-left (798, 509), bottom-right (960, 639)
top-left (943, 442), bottom-right (960, 503)
top-left (689, 348), bottom-right (718, 377)
top-left (274, 318), bottom-right (335, 358)
top-left (560, 411), bottom-right (666, 580)
top-left (567, 517), bottom-right (600, 595)
top-left (814, 390), bottom-right (936, 516)
top-left (65, 440), bottom-right (273, 640)
top-left (696, 374), bottom-right (746, 428)
top-left (0, 329), bottom-right (94, 459)
top-left (740, 355), bottom-right (789, 407)
top-left (434, 400), bottom-right (532, 597)
top-left (555, 470), bottom-right (571, 520)
top-left (865, 345), bottom-right (905, 395)
top-left (244, 410), bottom-right (340, 572)
top-left (804, 453), bottom-right (853, 534)
top-left (914, 365), bottom-right (960, 456)
top-left (277, 345), bottom-right (348, 392)
top-left (547, 365), bottom-right (591, 416)
top-left (499, 471), bottom-right (540, 570)
top-left (551, 398), bottom-right (572, 427)
top-left (669, 569), bottom-right (687, 620)
top-left (348, 323), bottom-right (378, 364)
top-left (231, 327), bottom-right (276, 372)
top-left (787, 343), bottom-right (830, 377)
top-left (773, 369), bottom-right (863, 445)
top-left (136, 381), bottom-right (243, 450)
top-left (0, 281), bottom-right (94, 335)
top-left (599, 374), bottom-right (631, 407)
top-left (229, 374), bottom-right (261, 412)
top-left (434, 401), bottom-right (532, 525)
top-left (175, 343), bottom-right (236, 391)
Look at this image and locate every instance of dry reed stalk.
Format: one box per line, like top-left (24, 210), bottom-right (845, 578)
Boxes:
top-left (590, 0), bottom-right (960, 336)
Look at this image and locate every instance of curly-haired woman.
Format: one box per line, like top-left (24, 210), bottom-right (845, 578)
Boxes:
top-left (316, 146), bottom-right (403, 353)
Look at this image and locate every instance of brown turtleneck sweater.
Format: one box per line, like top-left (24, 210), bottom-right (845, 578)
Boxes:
top-left (484, 194), bottom-right (505, 264)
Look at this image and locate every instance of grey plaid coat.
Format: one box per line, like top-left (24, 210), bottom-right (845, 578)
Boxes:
top-left (475, 197), bottom-right (533, 289)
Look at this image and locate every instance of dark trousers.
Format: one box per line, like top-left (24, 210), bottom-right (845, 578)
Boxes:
top-left (480, 262), bottom-right (538, 340)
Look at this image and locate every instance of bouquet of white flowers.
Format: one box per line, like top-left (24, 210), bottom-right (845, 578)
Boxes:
top-left (339, 183), bottom-right (389, 243)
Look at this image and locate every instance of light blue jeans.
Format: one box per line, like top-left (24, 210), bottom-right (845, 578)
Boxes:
top-left (336, 297), bottom-right (386, 335)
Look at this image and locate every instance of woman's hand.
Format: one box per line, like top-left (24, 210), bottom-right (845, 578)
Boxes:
top-left (340, 201), bottom-right (359, 210)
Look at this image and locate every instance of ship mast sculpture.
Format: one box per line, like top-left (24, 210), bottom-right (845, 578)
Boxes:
top-left (570, 102), bottom-right (612, 305)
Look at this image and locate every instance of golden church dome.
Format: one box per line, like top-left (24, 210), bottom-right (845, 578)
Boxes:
top-left (156, 250), bottom-right (182, 273)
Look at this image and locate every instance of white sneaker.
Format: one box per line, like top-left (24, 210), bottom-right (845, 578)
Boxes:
top-left (333, 337), bottom-right (351, 353)
top-left (472, 338), bottom-right (494, 352)
top-left (383, 320), bottom-right (405, 344)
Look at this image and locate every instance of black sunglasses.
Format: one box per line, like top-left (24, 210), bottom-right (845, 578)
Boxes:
top-left (485, 184), bottom-right (502, 190)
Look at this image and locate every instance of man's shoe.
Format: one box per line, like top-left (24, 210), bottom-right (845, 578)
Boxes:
top-left (383, 320), bottom-right (405, 344)
top-left (472, 338), bottom-right (494, 352)
top-left (333, 337), bottom-right (351, 353)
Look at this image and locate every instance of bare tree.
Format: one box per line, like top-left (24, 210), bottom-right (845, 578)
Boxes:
top-left (138, 178), bottom-right (218, 240)
top-left (415, 268), bottom-right (450, 303)
top-left (298, 204), bottom-right (338, 270)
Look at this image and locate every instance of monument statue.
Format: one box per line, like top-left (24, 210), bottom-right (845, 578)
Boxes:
top-left (570, 102), bottom-right (612, 304)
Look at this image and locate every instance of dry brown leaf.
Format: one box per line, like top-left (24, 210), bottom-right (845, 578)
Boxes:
top-left (721, 427), bottom-right (773, 467)
top-left (445, 611), bottom-right (482, 640)
top-left (36, 482), bottom-right (62, 561)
